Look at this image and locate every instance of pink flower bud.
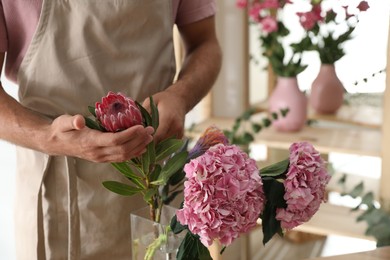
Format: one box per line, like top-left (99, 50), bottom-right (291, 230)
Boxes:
top-left (95, 91), bottom-right (143, 132)
top-left (357, 1), bottom-right (369, 12)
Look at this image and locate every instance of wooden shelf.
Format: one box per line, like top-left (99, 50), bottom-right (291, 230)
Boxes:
top-left (255, 203), bottom-right (371, 241)
top-left (188, 117), bottom-right (382, 158)
top-left (310, 246), bottom-right (390, 259)
top-left (254, 96), bottom-right (383, 129)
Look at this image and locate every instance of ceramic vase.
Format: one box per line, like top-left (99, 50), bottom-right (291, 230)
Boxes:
top-left (131, 205), bottom-right (185, 260)
top-left (309, 64), bottom-right (345, 114)
top-left (268, 76), bottom-right (307, 132)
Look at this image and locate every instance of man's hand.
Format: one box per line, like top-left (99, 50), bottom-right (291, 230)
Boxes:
top-left (142, 90), bottom-right (186, 144)
top-left (45, 114), bottom-right (154, 162)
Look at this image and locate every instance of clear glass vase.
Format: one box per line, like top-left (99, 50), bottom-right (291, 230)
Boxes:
top-left (131, 205), bottom-right (185, 260)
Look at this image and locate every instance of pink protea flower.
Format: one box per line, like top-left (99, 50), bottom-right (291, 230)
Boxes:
top-left (276, 142), bottom-right (331, 230)
top-left (176, 144), bottom-right (265, 247)
top-left (188, 126), bottom-right (229, 159)
top-left (95, 91), bottom-right (143, 132)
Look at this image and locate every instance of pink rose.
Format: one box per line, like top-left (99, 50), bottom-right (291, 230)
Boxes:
top-left (236, 0), bottom-right (247, 9)
top-left (261, 16), bottom-right (278, 33)
top-left (95, 91), bottom-right (142, 132)
top-left (177, 144), bottom-right (265, 247)
top-left (297, 4), bottom-right (323, 30)
top-left (276, 142), bottom-right (331, 230)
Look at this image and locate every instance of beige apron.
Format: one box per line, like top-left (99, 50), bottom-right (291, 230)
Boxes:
top-left (15, 0), bottom-right (175, 259)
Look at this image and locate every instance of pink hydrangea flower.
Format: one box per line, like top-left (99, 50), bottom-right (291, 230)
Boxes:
top-left (95, 91), bottom-right (143, 132)
top-left (276, 142), bottom-right (331, 230)
top-left (176, 144), bottom-right (265, 247)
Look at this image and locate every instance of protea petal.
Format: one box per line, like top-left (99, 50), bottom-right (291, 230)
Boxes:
top-left (95, 91), bottom-right (143, 132)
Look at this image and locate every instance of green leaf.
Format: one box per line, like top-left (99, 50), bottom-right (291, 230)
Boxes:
top-left (88, 106), bottom-right (96, 117)
top-left (155, 138), bottom-right (185, 162)
top-left (349, 181), bottom-right (364, 198)
top-left (176, 232), bottom-right (212, 260)
top-left (136, 101), bottom-right (152, 127)
top-left (149, 96), bottom-right (160, 132)
top-left (84, 117), bottom-right (104, 131)
top-left (151, 151), bottom-right (188, 186)
top-left (260, 178), bottom-right (286, 245)
top-left (143, 188), bottom-right (157, 203)
top-left (150, 164), bottom-right (162, 182)
top-left (281, 108), bottom-right (289, 117)
top-left (141, 141), bottom-right (155, 175)
top-left (337, 174), bottom-right (347, 185)
top-left (168, 170), bottom-right (186, 186)
top-left (260, 159), bottom-right (289, 177)
top-left (111, 162), bottom-right (142, 180)
top-left (102, 181), bottom-right (143, 196)
top-left (111, 162), bottom-right (145, 189)
top-left (251, 123), bottom-right (262, 133)
top-left (170, 214), bottom-right (187, 234)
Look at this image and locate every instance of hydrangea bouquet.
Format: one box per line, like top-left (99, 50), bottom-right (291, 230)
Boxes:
top-left (85, 92), bottom-right (331, 259)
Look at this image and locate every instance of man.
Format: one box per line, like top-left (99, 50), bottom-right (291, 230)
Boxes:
top-left (0, 0), bottom-right (222, 259)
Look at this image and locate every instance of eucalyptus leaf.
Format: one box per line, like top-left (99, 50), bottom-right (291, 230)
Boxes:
top-left (102, 181), bottom-right (143, 196)
top-left (348, 181), bottom-right (364, 199)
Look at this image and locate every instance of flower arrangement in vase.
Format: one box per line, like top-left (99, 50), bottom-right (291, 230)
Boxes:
top-left (297, 0), bottom-right (370, 114)
top-left (237, 0), bottom-right (315, 131)
top-left (85, 91), bottom-right (331, 259)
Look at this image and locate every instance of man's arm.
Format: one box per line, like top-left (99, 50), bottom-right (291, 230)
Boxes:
top-left (145, 16), bottom-right (222, 143)
top-left (0, 53), bottom-right (154, 162)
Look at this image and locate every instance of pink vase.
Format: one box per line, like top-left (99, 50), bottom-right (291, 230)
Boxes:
top-left (309, 64), bottom-right (344, 114)
top-left (268, 77), bottom-right (307, 132)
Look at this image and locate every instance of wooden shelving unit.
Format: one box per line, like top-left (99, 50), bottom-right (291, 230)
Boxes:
top-left (188, 116), bottom-right (382, 158)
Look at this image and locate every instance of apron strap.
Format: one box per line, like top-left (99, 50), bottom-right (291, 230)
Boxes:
top-left (66, 157), bottom-right (81, 259)
top-left (37, 188), bottom-right (47, 259)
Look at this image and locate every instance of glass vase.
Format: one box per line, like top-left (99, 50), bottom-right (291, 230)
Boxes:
top-left (131, 205), bottom-right (185, 260)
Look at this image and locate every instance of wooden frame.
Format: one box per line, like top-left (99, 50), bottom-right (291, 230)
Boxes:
top-left (380, 17), bottom-right (390, 211)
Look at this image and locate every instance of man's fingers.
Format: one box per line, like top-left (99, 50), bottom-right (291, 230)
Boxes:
top-left (72, 115), bottom-right (85, 130)
top-left (55, 114), bottom-right (85, 132)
